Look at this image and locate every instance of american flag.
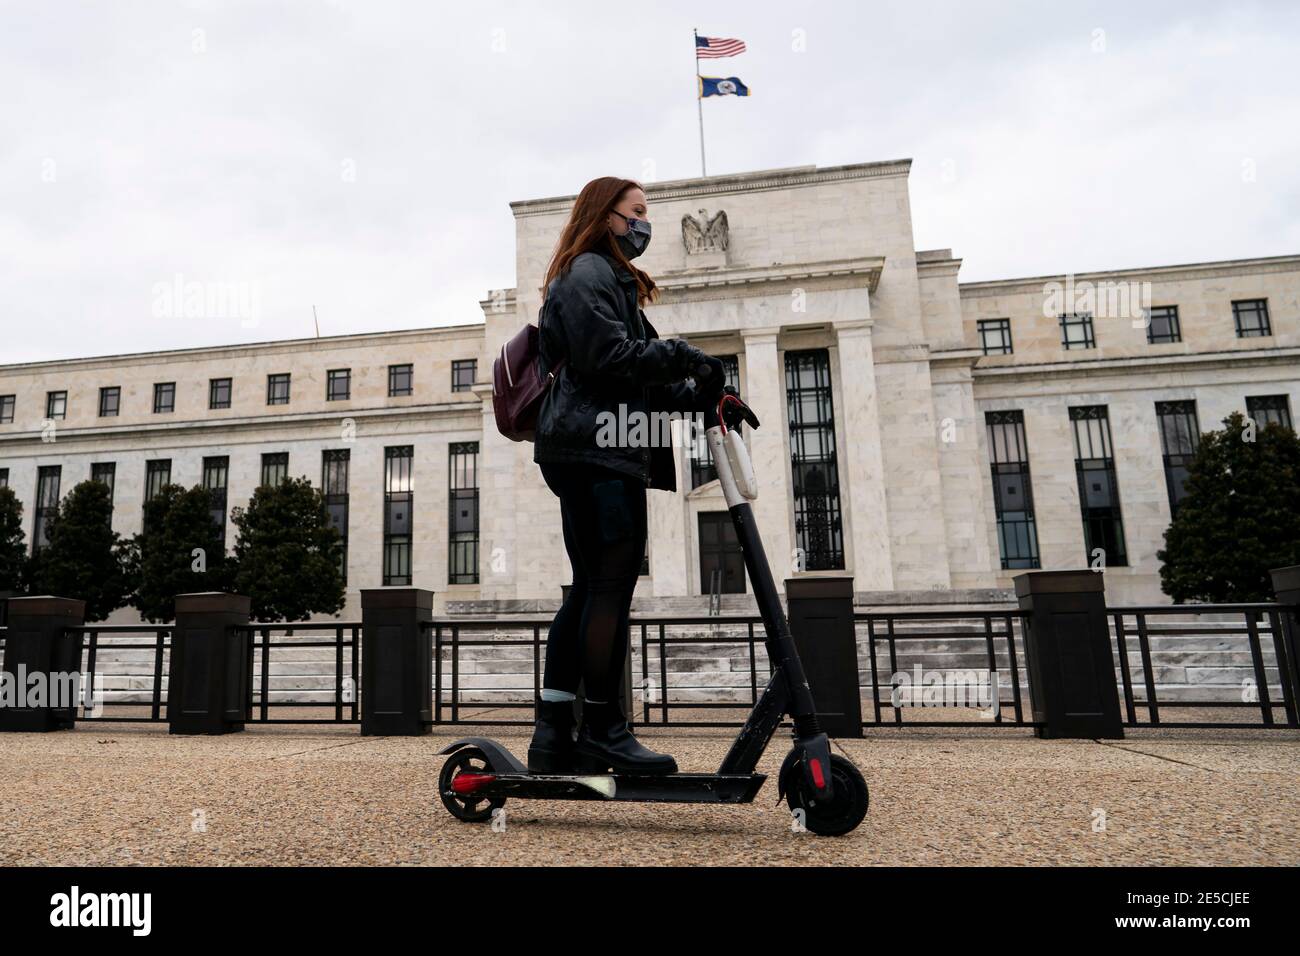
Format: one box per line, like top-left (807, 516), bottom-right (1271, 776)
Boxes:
top-left (696, 35), bottom-right (746, 58)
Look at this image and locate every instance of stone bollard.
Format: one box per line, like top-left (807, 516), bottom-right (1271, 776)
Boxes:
top-left (0, 596), bottom-right (86, 732)
top-left (785, 576), bottom-right (863, 737)
top-left (360, 588), bottom-right (433, 736)
top-left (168, 592), bottom-right (252, 735)
top-left (1014, 570), bottom-right (1124, 739)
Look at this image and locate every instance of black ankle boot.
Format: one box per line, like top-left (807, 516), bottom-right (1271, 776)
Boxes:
top-left (527, 699), bottom-right (577, 773)
top-left (573, 700), bottom-right (677, 775)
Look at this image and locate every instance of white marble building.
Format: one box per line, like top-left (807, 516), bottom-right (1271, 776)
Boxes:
top-left (1, 159), bottom-right (1296, 616)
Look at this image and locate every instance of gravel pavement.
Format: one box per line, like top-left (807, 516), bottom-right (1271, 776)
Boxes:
top-left (2, 717), bottom-right (1296, 866)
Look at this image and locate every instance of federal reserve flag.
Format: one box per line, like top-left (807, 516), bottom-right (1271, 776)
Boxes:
top-left (700, 75), bottom-right (750, 97)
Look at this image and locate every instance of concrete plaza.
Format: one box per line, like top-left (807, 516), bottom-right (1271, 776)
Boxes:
top-left (2, 718), bottom-right (1296, 867)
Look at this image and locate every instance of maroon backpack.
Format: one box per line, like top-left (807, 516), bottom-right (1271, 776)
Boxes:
top-left (492, 308), bottom-right (564, 442)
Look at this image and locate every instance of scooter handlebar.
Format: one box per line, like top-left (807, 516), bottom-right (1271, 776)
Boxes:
top-left (704, 385), bottom-right (761, 432)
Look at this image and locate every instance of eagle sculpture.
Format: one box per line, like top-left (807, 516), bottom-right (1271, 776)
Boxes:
top-left (681, 208), bottom-right (730, 253)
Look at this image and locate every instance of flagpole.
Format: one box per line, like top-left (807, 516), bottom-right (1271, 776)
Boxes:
top-left (694, 27), bottom-right (706, 177)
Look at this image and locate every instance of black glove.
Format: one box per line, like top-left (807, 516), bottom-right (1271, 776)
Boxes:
top-left (690, 353), bottom-right (727, 397)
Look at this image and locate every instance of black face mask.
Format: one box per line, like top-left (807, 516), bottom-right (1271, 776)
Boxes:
top-left (611, 209), bottom-right (652, 259)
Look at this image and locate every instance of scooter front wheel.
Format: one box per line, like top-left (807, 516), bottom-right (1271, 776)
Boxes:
top-left (439, 746), bottom-right (506, 823)
top-left (782, 752), bottom-right (869, 837)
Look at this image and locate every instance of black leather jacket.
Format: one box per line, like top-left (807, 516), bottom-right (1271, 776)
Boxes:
top-left (534, 249), bottom-right (708, 491)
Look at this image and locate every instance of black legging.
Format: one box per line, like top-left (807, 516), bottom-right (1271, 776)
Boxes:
top-left (539, 461), bottom-right (647, 703)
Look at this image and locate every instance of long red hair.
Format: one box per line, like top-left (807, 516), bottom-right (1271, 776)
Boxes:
top-left (542, 177), bottom-right (658, 306)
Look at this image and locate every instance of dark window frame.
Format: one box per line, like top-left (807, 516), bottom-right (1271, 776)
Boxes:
top-left (1059, 313), bottom-right (1096, 350)
top-left (90, 461), bottom-right (116, 511)
top-left (977, 318), bottom-right (1014, 356)
top-left (1155, 400), bottom-right (1199, 517)
top-left (208, 377), bottom-right (232, 410)
top-left (448, 442), bottom-right (479, 584)
top-left (1232, 299), bottom-right (1271, 338)
top-left (152, 382), bottom-right (176, 414)
top-left (984, 410), bottom-right (1041, 570)
top-left (32, 465), bottom-right (62, 554)
top-left (383, 445), bottom-right (414, 586)
top-left (143, 459), bottom-right (171, 535)
top-left (45, 390), bottom-right (67, 420)
top-left (785, 349), bottom-right (845, 571)
top-left (267, 373), bottom-right (291, 406)
top-left (1069, 405), bottom-right (1128, 566)
top-left (451, 360), bottom-right (476, 393)
top-left (326, 368), bottom-right (351, 402)
top-left (0, 394), bottom-right (14, 423)
top-left (1145, 305), bottom-right (1182, 344)
top-left (260, 452), bottom-right (289, 488)
top-left (322, 449), bottom-right (351, 584)
top-left (203, 455), bottom-right (230, 548)
top-left (98, 386), bottom-right (121, 418)
top-left (388, 363), bottom-right (413, 397)
top-left (1246, 394), bottom-right (1293, 431)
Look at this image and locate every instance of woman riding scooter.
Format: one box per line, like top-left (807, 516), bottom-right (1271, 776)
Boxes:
top-left (528, 176), bottom-right (727, 775)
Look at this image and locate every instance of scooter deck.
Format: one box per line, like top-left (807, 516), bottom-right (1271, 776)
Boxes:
top-left (451, 771), bottom-right (768, 804)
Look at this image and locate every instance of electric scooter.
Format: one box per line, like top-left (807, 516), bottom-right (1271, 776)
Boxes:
top-left (437, 386), bottom-right (869, 836)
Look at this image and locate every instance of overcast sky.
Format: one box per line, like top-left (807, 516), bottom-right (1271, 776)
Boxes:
top-left (2, 0), bottom-right (1297, 364)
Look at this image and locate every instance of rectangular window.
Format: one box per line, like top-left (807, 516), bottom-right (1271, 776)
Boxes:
top-left (326, 368), bottom-right (351, 401)
top-left (32, 465), bottom-right (61, 553)
top-left (90, 461), bottom-right (116, 510)
top-left (691, 355), bottom-right (741, 488)
top-left (260, 452), bottom-right (288, 488)
top-left (1145, 305), bottom-right (1181, 344)
top-left (383, 446), bottom-right (414, 586)
top-left (984, 411), bottom-right (1041, 570)
top-left (322, 449), bottom-right (351, 583)
top-left (143, 459), bottom-right (171, 535)
top-left (1232, 299), bottom-right (1271, 338)
top-left (785, 349), bottom-right (845, 570)
top-left (1247, 394), bottom-right (1293, 431)
top-left (1059, 313), bottom-right (1096, 350)
top-left (153, 382), bottom-right (175, 414)
top-left (699, 512), bottom-right (746, 593)
top-left (1155, 401), bottom-right (1199, 517)
top-left (1069, 406), bottom-right (1128, 566)
top-left (448, 442), bottom-right (479, 584)
top-left (203, 456), bottom-right (229, 546)
top-left (451, 360), bottom-right (476, 393)
top-left (46, 390), bottom-right (67, 420)
top-left (209, 377), bottom-right (232, 409)
top-left (267, 373), bottom-right (291, 405)
top-left (388, 363), bottom-right (413, 397)
top-left (0, 394), bottom-right (14, 423)
top-left (98, 386), bottom-right (121, 417)
top-left (978, 318), bottom-right (1014, 355)
top-left (0, 468), bottom-right (8, 489)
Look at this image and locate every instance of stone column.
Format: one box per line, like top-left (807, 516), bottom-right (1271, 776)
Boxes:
top-left (833, 320), bottom-right (894, 590)
top-left (740, 327), bottom-right (794, 584)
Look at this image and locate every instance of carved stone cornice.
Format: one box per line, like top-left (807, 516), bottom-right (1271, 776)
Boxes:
top-left (959, 253), bottom-right (1300, 298)
top-left (509, 160), bottom-right (913, 219)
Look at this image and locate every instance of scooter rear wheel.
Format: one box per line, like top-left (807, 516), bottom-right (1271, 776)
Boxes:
top-left (782, 752), bottom-right (869, 837)
top-left (439, 747), bottom-right (506, 823)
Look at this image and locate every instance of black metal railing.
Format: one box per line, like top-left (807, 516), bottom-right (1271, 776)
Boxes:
top-left (855, 610), bottom-right (1035, 728)
top-left (430, 619), bottom-right (550, 726)
top-left (1108, 605), bottom-right (1299, 729)
top-left (70, 625), bottom-right (171, 722)
top-left (636, 616), bottom-right (769, 727)
top-left (39, 622), bottom-right (361, 725)
top-left (239, 623), bottom-right (361, 725)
